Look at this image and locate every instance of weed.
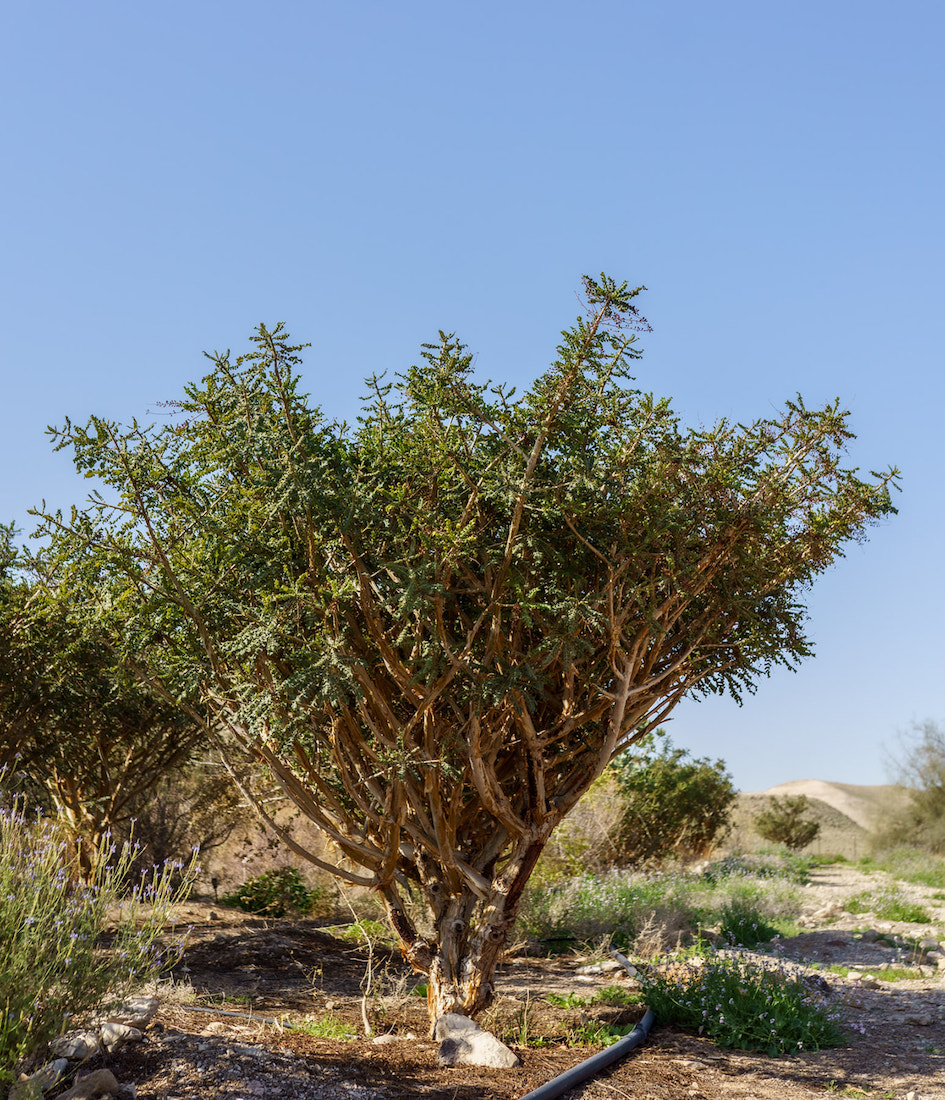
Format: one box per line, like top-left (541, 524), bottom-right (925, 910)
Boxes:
top-left (825, 1083), bottom-right (870, 1098)
top-left (637, 944), bottom-right (844, 1056)
top-left (569, 1020), bottom-right (638, 1046)
top-left (719, 900), bottom-right (780, 948)
top-left (844, 886), bottom-right (931, 924)
top-left (295, 1013), bottom-right (358, 1040)
top-left (324, 919), bottom-right (399, 947)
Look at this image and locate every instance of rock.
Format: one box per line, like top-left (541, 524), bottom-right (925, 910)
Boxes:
top-left (9, 1059), bottom-right (70, 1100)
top-left (102, 997), bottom-right (159, 1029)
top-left (919, 938), bottom-right (941, 951)
top-left (51, 1070), bottom-right (120, 1100)
top-left (434, 1013), bottom-right (521, 1069)
top-left (99, 1023), bottom-right (142, 1054)
top-left (576, 963), bottom-right (604, 975)
top-left (861, 929), bottom-right (881, 943)
top-left (49, 1032), bottom-right (101, 1061)
top-left (904, 1013), bottom-right (933, 1026)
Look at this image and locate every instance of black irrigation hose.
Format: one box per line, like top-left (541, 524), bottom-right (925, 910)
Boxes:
top-left (517, 1007), bottom-right (655, 1100)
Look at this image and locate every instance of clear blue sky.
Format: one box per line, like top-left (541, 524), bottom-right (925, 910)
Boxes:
top-left (2, 1), bottom-right (940, 792)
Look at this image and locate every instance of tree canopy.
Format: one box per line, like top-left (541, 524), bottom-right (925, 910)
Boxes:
top-left (35, 275), bottom-right (898, 1019)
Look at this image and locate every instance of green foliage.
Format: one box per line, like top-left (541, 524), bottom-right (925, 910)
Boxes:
top-left (34, 274), bottom-right (898, 1017)
top-left (609, 730), bottom-right (736, 864)
top-left (517, 855), bottom-right (803, 950)
top-left (843, 885), bottom-right (931, 923)
top-left (638, 946), bottom-right (845, 1056)
top-left (295, 1013), bottom-right (358, 1040)
top-left (719, 899), bottom-right (780, 948)
top-left (0, 567), bottom-right (206, 877)
top-left (222, 867), bottom-right (318, 917)
top-left (754, 795), bottom-right (821, 850)
top-left (0, 806), bottom-right (193, 1085)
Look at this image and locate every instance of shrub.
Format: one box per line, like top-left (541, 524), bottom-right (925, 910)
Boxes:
top-left (754, 795), bottom-right (821, 850)
top-left (638, 946), bottom-right (845, 1055)
top-left (0, 806), bottom-right (193, 1085)
top-left (222, 867), bottom-right (319, 917)
top-left (719, 900), bottom-right (781, 948)
top-left (609, 731), bottom-right (737, 865)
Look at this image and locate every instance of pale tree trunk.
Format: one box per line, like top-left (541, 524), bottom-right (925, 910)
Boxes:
top-left (386, 835), bottom-right (549, 1031)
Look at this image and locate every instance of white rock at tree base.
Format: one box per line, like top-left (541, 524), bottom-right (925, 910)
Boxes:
top-left (434, 1013), bottom-right (521, 1068)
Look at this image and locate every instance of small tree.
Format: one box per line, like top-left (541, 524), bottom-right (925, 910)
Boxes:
top-left (36, 275), bottom-right (896, 1023)
top-left (0, 537), bottom-right (207, 878)
top-left (754, 794), bottom-right (821, 850)
top-left (609, 729), bottom-right (736, 864)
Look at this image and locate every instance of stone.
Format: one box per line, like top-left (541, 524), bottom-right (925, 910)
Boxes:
top-left (9, 1059), bottom-right (70, 1100)
top-left (904, 1013), bottom-right (933, 1026)
top-left (434, 1013), bottom-right (521, 1069)
top-left (102, 997), bottom-right (159, 1029)
top-left (49, 1032), bottom-right (101, 1061)
top-left (99, 1023), bottom-right (142, 1054)
top-left (51, 1070), bottom-right (120, 1100)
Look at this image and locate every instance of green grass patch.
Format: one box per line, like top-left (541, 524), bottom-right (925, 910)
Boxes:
top-left (844, 886), bottom-right (931, 923)
top-left (858, 847), bottom-right (945, 890)
top-left (322, 919), bottom-right (399, 947)
top-left (295, 1013), bottom-right (359, 1040)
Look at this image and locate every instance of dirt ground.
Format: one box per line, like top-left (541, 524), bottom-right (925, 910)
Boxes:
top-left (60, 863), bottom-right (945, 1100)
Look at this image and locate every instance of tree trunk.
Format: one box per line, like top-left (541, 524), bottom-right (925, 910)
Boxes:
top-left (421, 835), bottom-right (549, 1028)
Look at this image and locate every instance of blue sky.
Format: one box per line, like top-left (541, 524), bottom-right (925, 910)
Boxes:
top-left (2, 1), bottom-right (940, 792)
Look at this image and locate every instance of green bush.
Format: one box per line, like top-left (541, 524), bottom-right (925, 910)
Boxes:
top-left (609, 731), bottom-right (737, 865)
top-left (754, 795), bottom-right (821, 850)
top-left (638, 946), bottom-right (845, 1055)
top-left (719, 900), bottom-right (780, 948)
top-left (0, 807), bottom-right (193, 1085)
top-left (223, 867), bottom-right (317, 917)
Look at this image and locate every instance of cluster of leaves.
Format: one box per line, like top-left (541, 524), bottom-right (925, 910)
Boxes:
top-left (637, 945), bottom-right (845, 1056)
top-left (0, 804), bottom-right (193, 1084)
top-left (754, 794), bottom-right (821, 851)
top-left (609, 730), bottom-right (737, 864)
top-left (222, 867), bottom-right (321, 917)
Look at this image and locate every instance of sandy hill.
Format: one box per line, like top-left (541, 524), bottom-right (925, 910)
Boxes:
top-left (728, 780), bottom-right (912, 859)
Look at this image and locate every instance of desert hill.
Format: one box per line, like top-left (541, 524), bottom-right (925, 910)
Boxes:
top-left (728, 779), bottom-right (912, 859)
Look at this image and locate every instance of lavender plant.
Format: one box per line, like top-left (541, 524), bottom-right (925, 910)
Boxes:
top-left (0, 803), bottom-right (194, 1084)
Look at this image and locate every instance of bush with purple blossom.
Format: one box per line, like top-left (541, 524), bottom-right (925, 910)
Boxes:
top-left (0, 803), bottom-right (195, 1085)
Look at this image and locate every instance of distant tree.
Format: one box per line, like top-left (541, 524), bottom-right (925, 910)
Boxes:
top-left (610, 729), bottom-right (736, 864)
top-left (36, 275), bottom-right (897, 1023)
top-left (877, 719), bottom-right (945, 853)
top-left (0, 530), bottom-right (207, 877)
top-left (754, 794), bottom-right (821, 850)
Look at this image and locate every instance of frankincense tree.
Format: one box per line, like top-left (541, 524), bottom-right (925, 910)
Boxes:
top-left (35, 275), bottom-right (897, 1021)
